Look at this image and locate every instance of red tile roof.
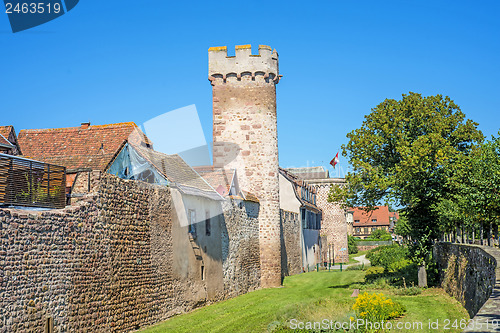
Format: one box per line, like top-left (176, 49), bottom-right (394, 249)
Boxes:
top-left (195, 168), bottom-right (235, 196)
top-left (18, 122), bottom-right (151, 172)
top-left (0, 126), bottom-right (14, 142)
top-left (0, 134), bottom-right (12, 147)
top-left (352, 206), bottom-right (392, 227)
top-left (0, 126), bottom-right (21, 154)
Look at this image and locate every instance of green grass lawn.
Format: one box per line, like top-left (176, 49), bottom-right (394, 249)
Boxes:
top-left (140, 271), bottom-right (468, 333)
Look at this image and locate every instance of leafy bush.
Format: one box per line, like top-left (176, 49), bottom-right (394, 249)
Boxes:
top-left (352, 292), bottom-right (406, 323)
top-left (364, 245), bottom-right (421, 288)
top-left (366, 245), bottom-right (408, 272)
top-left (348, 235), bottom-right (358, 254)
top-left (365, 266), bottom-right (384, 276)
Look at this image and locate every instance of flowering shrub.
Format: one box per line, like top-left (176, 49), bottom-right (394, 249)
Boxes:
top-left (352, 292), bottom-right (405, 323)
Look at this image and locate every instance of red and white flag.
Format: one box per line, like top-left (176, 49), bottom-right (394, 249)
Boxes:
top-left (330, 152), bottom-right (339, 168)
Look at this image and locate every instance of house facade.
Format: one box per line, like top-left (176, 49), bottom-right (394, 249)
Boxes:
top-left (279, 168), bottom-right (322, 273)
top-left (351, 206), bottom-right (396, 239)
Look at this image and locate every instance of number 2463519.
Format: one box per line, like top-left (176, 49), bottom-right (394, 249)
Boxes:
top-left (5, 3), bottom-right (62, 14)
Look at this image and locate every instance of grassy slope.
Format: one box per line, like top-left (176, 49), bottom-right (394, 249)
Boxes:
top-left (140, 271), bottom-right (468, 333)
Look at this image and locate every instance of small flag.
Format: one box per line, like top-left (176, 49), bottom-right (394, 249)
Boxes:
top-left (330, 152), bottom-right (339, 168)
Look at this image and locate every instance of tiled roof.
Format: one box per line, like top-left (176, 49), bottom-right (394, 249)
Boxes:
top-left (196, 168), bottom-right (234, 196)
top-left (352, 206), bottom-right (392, 227)
top-left (18, 122), bottom-right (151, 172)
top-left (0, 126), bottom-right (14, 142)
top-left (0, 126), bottom-right (21, 154)
top-left (131, 145), bottom-right (222, 200)
top-left (0, 134), bottom-right (13, 148)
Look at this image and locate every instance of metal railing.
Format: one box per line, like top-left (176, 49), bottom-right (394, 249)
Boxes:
top-left (0, 153), bottom-right (66, 209)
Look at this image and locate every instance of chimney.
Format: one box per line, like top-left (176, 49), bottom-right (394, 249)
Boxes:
top-left (81, 122), bottom-right (90, 130)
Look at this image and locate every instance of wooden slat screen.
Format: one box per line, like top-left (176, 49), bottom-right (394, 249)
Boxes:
top-left (0, 154), bottom-right (66, 209)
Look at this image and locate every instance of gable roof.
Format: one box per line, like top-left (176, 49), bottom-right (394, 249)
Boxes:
top-left (130, 144), bottom-right (223, 201)
top-left (18, 122), bottom-right (151, 172)
top-left (195, 168), bottom-right (235, 196)
top-left (279, 167), bottom-right (320, 212)
top-left (0, 126), bottom-right (21, 154)
top-left (194, 165), bottom-right (260, 202)
top-left (0, 126), bottom-right (14, 143)
top-left (352, 206), bottom-right (392, 226)
top-left (0, 134), bottom-right (13, 148)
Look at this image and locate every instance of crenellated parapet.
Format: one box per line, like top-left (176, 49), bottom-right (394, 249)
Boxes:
top-left (208, 45), bottom-right (281, 84)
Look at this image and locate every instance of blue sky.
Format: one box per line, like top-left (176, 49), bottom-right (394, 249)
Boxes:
top-left (1, 0), bottom-right (499, 175)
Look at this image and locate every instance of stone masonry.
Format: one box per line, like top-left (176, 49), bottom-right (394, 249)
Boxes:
top-left (0, 173), bottom-right (262, 332)
top-left (434, 242), bottom-right (497, 319)
top-left (221, 200), bottom-right (261, 298)
top-left (307, 178), bottom-right (349, 263)
top-left (0, 174), bottom-right (175, 332)
top-left (209, 45), bottom-right (282, 287)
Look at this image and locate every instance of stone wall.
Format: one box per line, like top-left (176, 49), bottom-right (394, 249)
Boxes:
top-left (0, 174), bottom-right (175, 332)
top-left (221, 200), bottom-right (260, 298)
top-left (0, 173), bottom-right (265, 332)
top-left (280, 210), bottom-right (302, 276)
top-left (433, 242), bottom-right (497, 318)
top-left (70, 170), bottom-right (102, 203)
top-left (307, 179), bottom-right (349, 263)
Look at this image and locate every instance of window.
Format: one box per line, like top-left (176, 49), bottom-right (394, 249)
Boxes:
top-left (372, 219), bottom-right (377, 222)
top-left (188, 209), bottom-right (196, 235)
top-left (205, 211), bottom-right (211, 236)
top-left (364, 227), bottom-right (369, 234)
top-left (355, 220), bottom-right (360, 223)
top-left (356, 227), bottom-right (361, 233)
top-left (301, 209), bottom-right (306, 229)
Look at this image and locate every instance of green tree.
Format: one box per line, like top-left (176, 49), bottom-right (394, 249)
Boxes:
top-left (394, 214), bottom-right (412, 239)
top-left (369, 229), bottom-right (392, 241)
top-left (457, 135), bottom-right (500, 242)
top-left (329, 92), bottom-right (483, 262)
top-left (348, 235), bottom-right (359, 254)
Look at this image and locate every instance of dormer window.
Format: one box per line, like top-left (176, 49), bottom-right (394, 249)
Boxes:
top-left (372, 219), bottom-right (377, 222)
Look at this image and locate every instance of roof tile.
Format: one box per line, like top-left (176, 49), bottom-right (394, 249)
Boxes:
top-left (18, 122), bottom-right (151, 172)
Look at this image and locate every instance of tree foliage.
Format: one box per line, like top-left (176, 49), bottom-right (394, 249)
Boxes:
top-left (434, 134), bottom-right (500, 237)
top-left (329, 92), bottom-right (483, 256)
top-left (369, 229), bottom-right (392, 241)
top-left (393, 214), bottom-right (411, 239)
top-left (348, 235), bottom-right (358, 254)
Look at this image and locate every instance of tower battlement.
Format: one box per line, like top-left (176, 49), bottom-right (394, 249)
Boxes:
top-left (208, 45), bottom-right (280, 83)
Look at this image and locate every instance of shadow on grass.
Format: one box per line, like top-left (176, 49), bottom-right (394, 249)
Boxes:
top-left (327, 283), bottom-right (359, 289)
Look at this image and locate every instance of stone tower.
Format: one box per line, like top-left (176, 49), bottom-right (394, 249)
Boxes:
top-left (208, 44), bottom-right (282, 288)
